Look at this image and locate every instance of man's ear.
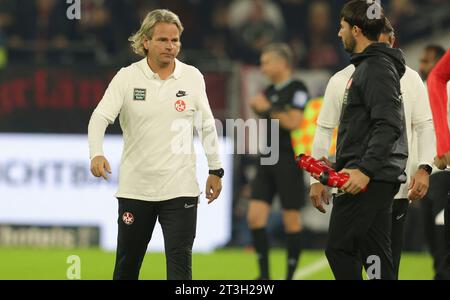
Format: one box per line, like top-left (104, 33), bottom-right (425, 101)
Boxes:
top-left (390, 36), bottom-right (396, 48)
top-left (352, 25), bottom-right (360, 37)
top-left (143, 38), bottom-right (150, 51)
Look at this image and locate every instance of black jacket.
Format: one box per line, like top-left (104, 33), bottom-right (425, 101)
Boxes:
top-left (336, 43), bottom-right (408, 184)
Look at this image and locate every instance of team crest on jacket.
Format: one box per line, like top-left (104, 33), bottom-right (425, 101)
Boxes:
top-left (122, 212), bottom-right (134, 225)
top-left (175, 100), bottom-right (186, 112)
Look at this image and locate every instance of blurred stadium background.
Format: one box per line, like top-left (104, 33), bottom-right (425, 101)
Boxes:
top-left (0, 0), bottom-right (449, 280)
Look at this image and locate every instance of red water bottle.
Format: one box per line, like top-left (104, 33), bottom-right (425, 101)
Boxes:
top-left (319, 170), bottom-right (350, 189)
top-left (296, 154), bottom-right (367, 192)
top-left (295, 154), bottom-right (334, 179)
top-left (320, 170), bottom-right (367, 192)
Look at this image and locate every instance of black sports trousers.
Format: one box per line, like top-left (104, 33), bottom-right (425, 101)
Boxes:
top-left (421, 171), bottom-right (450, 279)
top-left (326, 181), bottom-right (400, 280)
top-left (113, 196), bottom-right (198, 280)
top-left (391, 198), bottom-right (409, 279)
top-left (250, 152), bottom-right (306, 210)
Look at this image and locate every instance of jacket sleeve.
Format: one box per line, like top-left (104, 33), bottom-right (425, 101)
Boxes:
top-left (88, 68), bottom-right (125, 159)
top-left (317, 74), bottom-right (345, 129)
top-left (357, 62), bottom-right (404, 178)
top-left (311, 75), bottom-right (344, 184)
top-left (427, 49), bottom-right (450, 157)
top-left (92, 68), bottom-right (125, 124)
top-left (194, 71), bottom-right (222, 170)
top-left (410, 71), bottom-right (435, 168)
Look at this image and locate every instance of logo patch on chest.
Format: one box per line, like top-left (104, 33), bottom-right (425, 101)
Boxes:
top-left (133, 88), bottom-right (147, 101)
top-left (175, 100), bottom-right (186, 112)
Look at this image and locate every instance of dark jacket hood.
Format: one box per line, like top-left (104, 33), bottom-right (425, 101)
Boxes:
top-left (351, 42), bottom-right (406, 78)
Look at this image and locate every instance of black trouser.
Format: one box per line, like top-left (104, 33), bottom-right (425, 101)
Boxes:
top-left (113, 197), bottom-right (198, 280)
top-left (422, 171), bottom-right (450, 280)
top-left (326, 182), bottom-right (399, 280)
top-left (391, 198), bottom-right (409, 279)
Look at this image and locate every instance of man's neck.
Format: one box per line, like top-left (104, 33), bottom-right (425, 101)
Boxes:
top-left (147, 58), bottom-right (176, 80)
top-left (354, 39), bottom-right (375, 54)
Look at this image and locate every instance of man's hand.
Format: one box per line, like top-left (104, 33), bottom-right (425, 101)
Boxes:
top-left (311, 157), bottom-right (333, 181)
top-left (408, 168), bottom-right (430, 201)
top-left (310, 183), bottom-right (330, 214)
top-left (434, 151), bottom-right (450, 170)
top-left (339, 168), bottom-right (370, 195)
top-left (319, 156), bottom-right (333, 168)
top-left (90, 155), bottom-right (111, 180)
top-left (250, 94), bottom-right (272, 114)
top-left (443, 151), bottom-right (450, 164)
top-left (205, 175), bottom-right (222, 204)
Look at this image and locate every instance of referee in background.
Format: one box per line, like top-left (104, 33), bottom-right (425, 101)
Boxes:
top-left (88, 9), bottom-right (224, 280)
top-left (247, 43), bottom-right (309, 280)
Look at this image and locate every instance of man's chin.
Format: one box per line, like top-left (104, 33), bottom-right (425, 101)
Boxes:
top-left (341, 38), bottom-right (356, 54)
top-left (344, 44), bottom-right (356, 54)
top-left (159, 57), bottom-right (175, 65)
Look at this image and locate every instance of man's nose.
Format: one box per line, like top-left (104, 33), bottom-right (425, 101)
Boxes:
top-left (166, 43), bottom-right (175, 51)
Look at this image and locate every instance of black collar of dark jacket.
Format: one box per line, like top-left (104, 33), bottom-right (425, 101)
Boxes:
top-left (350, 42), bottom-right (406, 77)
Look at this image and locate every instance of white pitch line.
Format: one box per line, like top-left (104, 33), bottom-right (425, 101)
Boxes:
top-left (293, 257), bottom-right (329, 280)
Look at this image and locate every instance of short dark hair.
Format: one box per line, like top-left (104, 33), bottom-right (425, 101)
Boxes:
top-left (381, 17), bottom-right (394, 36)
top-left (262, 43), bottom-right (295, 68)
top-left (425, 44), bottom-right (446, 61)
top-left (340, 0), bottom-right (386, 41)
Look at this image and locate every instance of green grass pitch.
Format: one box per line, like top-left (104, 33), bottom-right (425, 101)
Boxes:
top-left (0, 248), bottom-right (434, 280)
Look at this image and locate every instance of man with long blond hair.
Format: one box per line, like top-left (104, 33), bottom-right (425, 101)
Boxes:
top-left (88, 9), bottom-right (224, 280)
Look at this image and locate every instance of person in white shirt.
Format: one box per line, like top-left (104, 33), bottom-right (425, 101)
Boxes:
top-left (88, 9), bottom-right (223, 280)
top-left (310, 19), bottom-right (435, 278)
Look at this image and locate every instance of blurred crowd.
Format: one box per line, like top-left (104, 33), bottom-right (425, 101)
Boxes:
top-left (1, 0), bottom-right (450, 70)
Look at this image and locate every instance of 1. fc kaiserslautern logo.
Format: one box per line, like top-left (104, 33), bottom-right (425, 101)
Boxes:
top-left (122, 212), bottom-right (134, 225)
top-left (175, 100), bottom-right (186, 112)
